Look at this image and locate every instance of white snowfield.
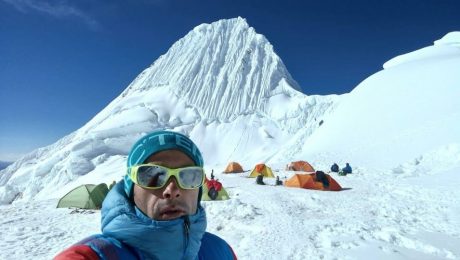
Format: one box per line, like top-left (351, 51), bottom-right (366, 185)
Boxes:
top-left (1, 164), bottom-right (459, 259)
top-left (0, 18), bottom-right (459, 259)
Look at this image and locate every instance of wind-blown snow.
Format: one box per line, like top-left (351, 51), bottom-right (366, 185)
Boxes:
top-left (0, 19), bottom-right (459, 259)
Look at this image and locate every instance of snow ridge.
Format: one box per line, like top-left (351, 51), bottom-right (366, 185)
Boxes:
top-left (434, 31), bottom-right (460, 47)
top-left (384, 31), bottom-right (460, 69)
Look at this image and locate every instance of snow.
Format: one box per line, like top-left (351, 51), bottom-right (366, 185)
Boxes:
top-left (434, 32), bottom-right (460, 47)
top-left (1, 165), bottom-right (459, 259)
top-left (0, 18), bottom-right (459, 259)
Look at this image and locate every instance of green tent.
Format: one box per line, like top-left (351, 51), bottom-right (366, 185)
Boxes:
top-left (57, 183), bottom-right (109, 209)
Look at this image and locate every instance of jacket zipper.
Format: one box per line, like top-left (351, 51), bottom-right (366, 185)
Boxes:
top-left (183, 216), bottom-right (190, 259)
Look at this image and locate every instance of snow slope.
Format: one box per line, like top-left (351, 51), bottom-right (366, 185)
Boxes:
top-left (274, 32), bottom-right (460, 170)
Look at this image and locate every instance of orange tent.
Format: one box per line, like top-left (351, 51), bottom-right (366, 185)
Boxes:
top-left (286, 161), bottom-right (315, 172)
top-left (223, 162), bottom-right (244, 173)
top-left (284, 173), bottom-right (342, 191)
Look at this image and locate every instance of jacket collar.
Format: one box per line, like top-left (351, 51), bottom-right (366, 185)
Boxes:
top-left (101, 181), bottom-right (207, 260)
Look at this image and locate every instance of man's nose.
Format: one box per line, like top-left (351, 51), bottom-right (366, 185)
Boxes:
top-left (163, 177), bottom-right (181, 199)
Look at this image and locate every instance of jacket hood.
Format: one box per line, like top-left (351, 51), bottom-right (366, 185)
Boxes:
top-left (101, 181), bottom-right (207, 260)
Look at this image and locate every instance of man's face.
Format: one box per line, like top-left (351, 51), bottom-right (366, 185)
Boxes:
top-left (133, 150), bottom-right (199, 220)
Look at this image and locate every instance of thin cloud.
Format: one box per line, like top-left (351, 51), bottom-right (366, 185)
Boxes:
top-left (2, 0), bottom-right (100, 30)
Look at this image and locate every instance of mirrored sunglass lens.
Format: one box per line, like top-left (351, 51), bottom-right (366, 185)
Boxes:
top-left (178, 168), bottom-right (203, 188)
top-left (137, 165), bottom-right (168, 188)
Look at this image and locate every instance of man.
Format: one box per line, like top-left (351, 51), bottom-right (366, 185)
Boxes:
top-left (210, 169), bottom-right (215, 180)
top-left (330, 163), bottom-right (339, 173)
top-left (275, 176), bottom-right (283, 186)
top-left (55, 130), bottom-right (237, 259)
top-left (342, 163), bottom-right (352, 174)
top-left (255, 172), bottom-right (265, 185)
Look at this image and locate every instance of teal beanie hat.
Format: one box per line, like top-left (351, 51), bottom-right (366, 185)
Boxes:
top-left (124, 130), bottom-right (204, 199)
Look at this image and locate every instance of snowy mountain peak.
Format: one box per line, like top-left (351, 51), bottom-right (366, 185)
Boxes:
top-left (0, 18), bottom-right (338, 205)
top-left (122, 17), bottom-right (301, 120)
top-left (193, 17), bottom-right (249, 34)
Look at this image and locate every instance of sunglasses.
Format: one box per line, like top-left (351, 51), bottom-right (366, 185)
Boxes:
top-left (128, 163), bottom-right (205, 190)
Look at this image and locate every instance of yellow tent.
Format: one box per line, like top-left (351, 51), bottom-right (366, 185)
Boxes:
top-left (248, 163), bottom-right (274, 178)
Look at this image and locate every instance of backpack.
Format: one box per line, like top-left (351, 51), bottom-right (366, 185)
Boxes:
top-left (208, 187), bottom-right (218, 200)
top-left (315, 171), bottom-right (330, 188)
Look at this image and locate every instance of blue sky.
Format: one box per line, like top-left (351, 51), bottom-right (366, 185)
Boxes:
top-left (1, 0), bottom-right (459, 161)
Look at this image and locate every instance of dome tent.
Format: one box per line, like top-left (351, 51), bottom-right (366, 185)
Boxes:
top-left (223, 161), bottom-right (244, 173)
top-left (248, 164), bottom-right (274, 178)
top-left (201, 178), bottom-right (230, 201)
top-left (285, 173), bottom-right (342, 191)
top-left (286, 161), bottom-right (315, 172)
top-left (57, 183), bottom-right (109, 209)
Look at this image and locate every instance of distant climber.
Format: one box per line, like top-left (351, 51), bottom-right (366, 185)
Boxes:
top-left (256, 173), bottom-right (265, 185)
top-left (342, 163), bottom-right (352, 174)
top-left (330, 163), bottom-right (339, 173)
top-left (275, 176), bottom-right (283, 186)
top-left (210, 169), bottom-right (215, 180)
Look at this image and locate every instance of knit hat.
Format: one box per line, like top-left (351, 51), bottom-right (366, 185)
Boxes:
top-left (124, 130), bottom-right (204, 201)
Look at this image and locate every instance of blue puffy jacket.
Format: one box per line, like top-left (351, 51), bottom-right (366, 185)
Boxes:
top-left (55, 181), bottom-right (236, 260)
